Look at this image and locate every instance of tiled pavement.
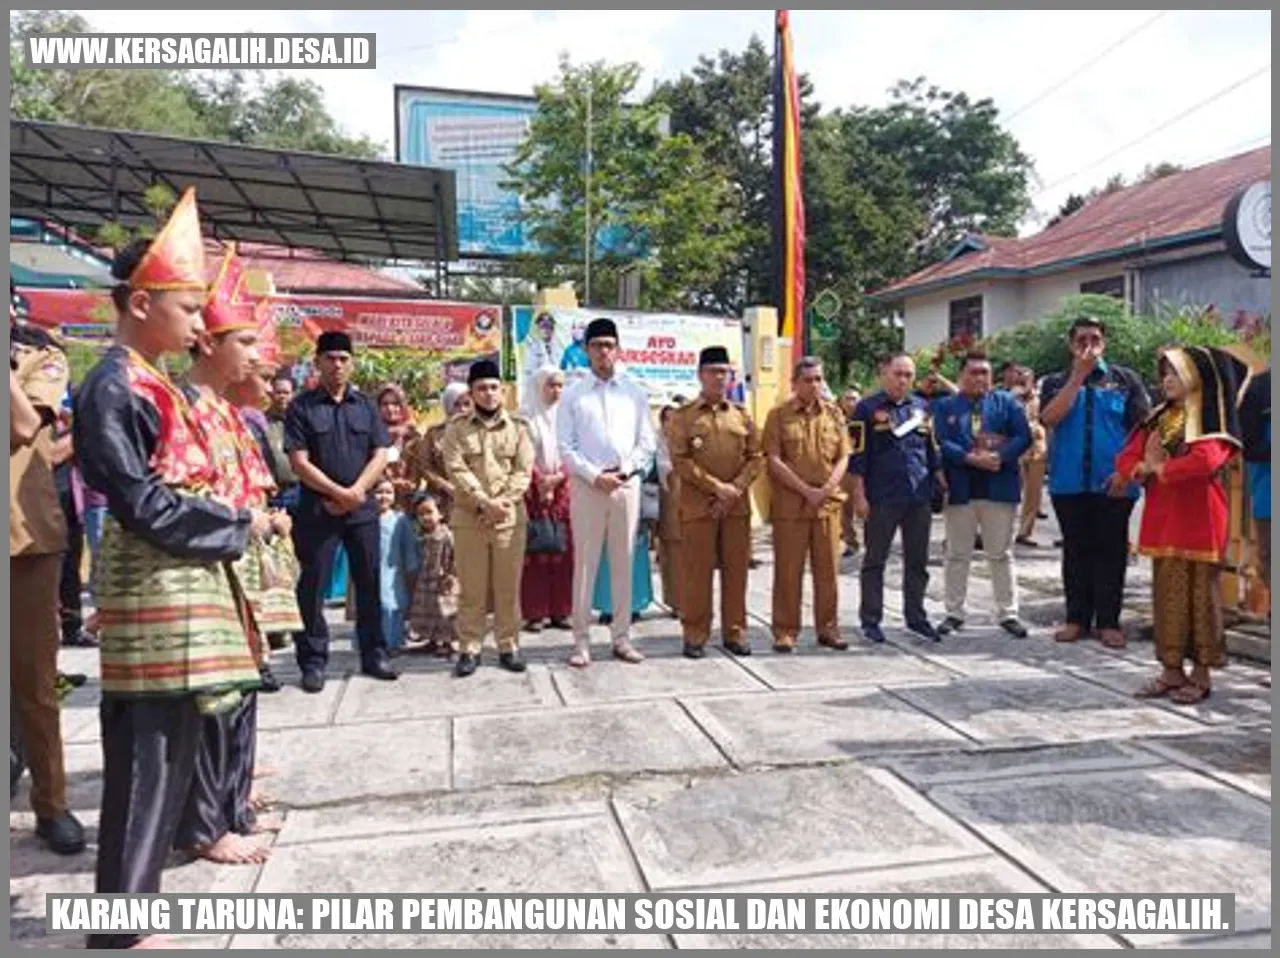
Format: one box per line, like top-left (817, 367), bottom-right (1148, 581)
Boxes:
top-left (10, 512), bottom-right (1272, 949)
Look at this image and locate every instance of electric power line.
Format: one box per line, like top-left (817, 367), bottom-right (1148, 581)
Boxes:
top-left (1005, 10), bottom-right (1170, 124)
top-left (1034, 61), bottom-right (1272, 197)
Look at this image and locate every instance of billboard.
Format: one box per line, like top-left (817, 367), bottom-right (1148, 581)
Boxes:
top-left (270, 295), bottom-right (502, 399)
top-left (511, 305), bottom-right (744, 407)
top-left (396, 86), bottom-right (535, 258)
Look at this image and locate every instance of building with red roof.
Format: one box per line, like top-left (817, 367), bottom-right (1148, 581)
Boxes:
top-left (869, 146), bottom-right (1271, 350)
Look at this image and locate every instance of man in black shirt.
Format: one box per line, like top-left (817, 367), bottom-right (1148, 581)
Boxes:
top-left (284, 331), bottom-right (396, 690)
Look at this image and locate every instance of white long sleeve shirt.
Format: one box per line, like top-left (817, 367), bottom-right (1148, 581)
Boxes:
top-left (556, 372), bottom-right (656, 485)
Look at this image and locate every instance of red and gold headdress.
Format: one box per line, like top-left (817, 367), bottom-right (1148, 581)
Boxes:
top-left (128, 188), bottom-right (206, 291)
top-left (253, 295), bottom-right (281, 370)
top-left (202, 243), bottom-right (258, 334)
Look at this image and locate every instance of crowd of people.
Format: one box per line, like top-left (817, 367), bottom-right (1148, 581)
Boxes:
top-left (6, 189), bottom-right (1272, 948)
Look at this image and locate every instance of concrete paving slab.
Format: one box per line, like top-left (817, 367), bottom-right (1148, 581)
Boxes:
top-left (334, 662), bottom-right (560, 723)
top-left (550, 649), bottom-right (766, 706)
top-left (888, 673), bottom-right (1206, 746)
top-left (929, 766), bottom-right (1272, 940)
top-left (881, 741), bottom-right (1166, 788)
top-left (674, 857), bottom-right (1119, 949)
top-left (255, 678), bottom-right (347, 731)
top-left (1133, 727), bottom-right (1272, 800)
top-left (276, 783), bottom-right (612, 847)
top-left (1058, 657), bottom-right (1273, 729)
top-left (232, 816), bottom-right (665, 949)
top-left (10, 842), bottom-right (262, 941)
top-left (452, 700), bottom-right (726, 790)
top-left (728, 643), bottom-right (955, 690)
top-left (257, 719), bottom-right (450, 806)
top-left (613, 764), bottom-right (989, 889)
top-left (682, 687), bottom-right (969, 767)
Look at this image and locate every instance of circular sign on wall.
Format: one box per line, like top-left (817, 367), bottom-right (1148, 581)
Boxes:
top-left (1223, 180), bottom-right (1270, 272)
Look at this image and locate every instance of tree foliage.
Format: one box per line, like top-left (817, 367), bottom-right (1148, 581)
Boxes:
top-left (503, 57), bottom-right (744, 311)
top-left (10, 10), bottom-right (381, 157)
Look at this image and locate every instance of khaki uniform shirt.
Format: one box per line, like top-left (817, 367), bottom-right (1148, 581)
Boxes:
top-left (669, 397), bottom-right (764, 521)
top-left (440, 409), bottom-right (535, 531)
top-left (762, 396), bottom-right (852, 520)
top-left (10, 339), bottom-right (69, 556)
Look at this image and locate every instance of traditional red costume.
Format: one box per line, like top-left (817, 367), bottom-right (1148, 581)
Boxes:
top-left (1114, 345), bottom-right (1249, 679)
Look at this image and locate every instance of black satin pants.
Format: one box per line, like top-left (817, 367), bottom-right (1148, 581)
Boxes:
top-left (174, 692), bottom-right (258, 850)
top-left (90, 695), bottom-right (202, 949)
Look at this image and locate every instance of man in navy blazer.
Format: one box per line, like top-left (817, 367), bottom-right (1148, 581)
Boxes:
top-left (934, 350), bottom-right (1032, 638)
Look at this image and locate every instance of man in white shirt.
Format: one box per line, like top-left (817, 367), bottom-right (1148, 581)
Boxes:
top-left (556, 317), bottom-right (656, 667)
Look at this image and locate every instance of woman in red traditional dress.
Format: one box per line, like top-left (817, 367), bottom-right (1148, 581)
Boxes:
top-left (520, 365), bottom-right (573, 631)
top-left (1115, 345), bottom-right (1250, 705)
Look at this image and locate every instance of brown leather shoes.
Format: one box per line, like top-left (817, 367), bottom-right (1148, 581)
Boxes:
top-left (817, 634), bottom-right (849, 651)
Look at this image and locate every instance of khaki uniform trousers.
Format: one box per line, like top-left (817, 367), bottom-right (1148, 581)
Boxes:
top-left (681, 516), bottom-right (750, 647)
top-left (454, 522), bottom-right (527, 656)
top-left (771, 511), bottom-right (842, 645)
top-left (10, 554), bottom-right (68, 819)
top-left (1019, 459), bottom-right (1046, 539)
top-left (658, 538), bottom-right (683, 614)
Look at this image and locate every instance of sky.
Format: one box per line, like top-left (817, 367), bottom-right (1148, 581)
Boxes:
top-left (71, 8), bottom-right (1272, 232)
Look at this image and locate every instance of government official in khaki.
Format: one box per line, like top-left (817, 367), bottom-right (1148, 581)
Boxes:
top-left (9, 317), bottom-right (86, 854)
top-left (442, 359), bottom-right (535, 677)
top-left (669, 346), bottom-right (764, 658)
top-left (763, 356), bottom-right (853, 652)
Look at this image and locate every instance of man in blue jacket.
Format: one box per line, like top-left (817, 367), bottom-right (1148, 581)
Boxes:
top-left (1039, 317), bottom-right (1150, 649)
top-left (935, 351), bottom-right (1032, 638)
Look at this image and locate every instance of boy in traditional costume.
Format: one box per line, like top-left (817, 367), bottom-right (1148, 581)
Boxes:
top-left (1115, 345), bottom-right (1248, 705)
top-left (73, 191), bottom-right (272, 949)
top-left (172, 245), bottom-right (297, 865)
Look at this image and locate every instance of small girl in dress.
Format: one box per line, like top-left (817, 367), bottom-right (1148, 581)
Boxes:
top-left (375, 477), bottom-right (420, 652)
top-left (407, 493), bottom-right (459, 656)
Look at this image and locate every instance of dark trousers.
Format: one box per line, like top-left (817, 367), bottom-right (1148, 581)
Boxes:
top-left (58, 515), bottom-right (84, 642)
top-left (173, 692), bottom-right (257, 850)
top-left (92, 695), bottom-right (203, 949)
top-left (860, 499), bottom-right (932, 627)
top-left (1052, 493), bottom-right (1134, 631)
top-left (293, 513), bottom-right (385, 671)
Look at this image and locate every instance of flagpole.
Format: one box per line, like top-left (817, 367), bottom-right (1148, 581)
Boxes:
top-left (584, 82), bottom-right (593, 308)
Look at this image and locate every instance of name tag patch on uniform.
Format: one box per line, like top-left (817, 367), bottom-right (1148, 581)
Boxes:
top-left (850, 421), bottom-right (865, 453)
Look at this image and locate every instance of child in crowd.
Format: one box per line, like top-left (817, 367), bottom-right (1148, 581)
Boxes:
top-left (407, 492), bottom-right (459, 656)
top-left (375, 477), bottom-right (420, 652)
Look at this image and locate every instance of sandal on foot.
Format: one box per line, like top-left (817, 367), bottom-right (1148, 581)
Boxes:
top-left (1170, 682), bottom-right (1211, 705)
top-left (567, 649), bottom-right (591, 669)
top-left (1134, 676), bottom-right (1184, 699)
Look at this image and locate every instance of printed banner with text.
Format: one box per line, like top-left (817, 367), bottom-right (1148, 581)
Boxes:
top-left (511, 305), bottom-right (744, 406)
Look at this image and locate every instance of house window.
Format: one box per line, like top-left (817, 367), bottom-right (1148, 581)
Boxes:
top-left (948, 295), bottom-right (983, 340)
top-left (1080, 275), bottom-right (1125, 300)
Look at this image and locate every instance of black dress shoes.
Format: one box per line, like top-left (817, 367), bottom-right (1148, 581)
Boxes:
top-left (683, 644), bottom-right (705, 659)
top-left (301, 669), bottom-right (326, 694)
top-left (362, 658), bottom-right (399, 681)
top-left (258, 667), bottom-right (283, 693)
top-left (499, 652), bottom-right (527, 673)
top-left (36, 811), bottom-right (86, 855)
top-left (454, 653), bottom-right (479, 678)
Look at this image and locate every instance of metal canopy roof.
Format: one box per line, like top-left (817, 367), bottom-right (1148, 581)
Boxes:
top-left (9, 119), bottom-right (459, 265)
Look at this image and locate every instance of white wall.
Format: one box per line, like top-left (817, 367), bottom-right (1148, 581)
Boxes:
top-left (1021, 264), bottom-right (1129, 319)
top-left (903, 280), bottom-right (991, 351)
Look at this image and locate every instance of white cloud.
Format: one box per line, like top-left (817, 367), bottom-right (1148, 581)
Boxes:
top-left (68, 9), bottom-right (1272, 233)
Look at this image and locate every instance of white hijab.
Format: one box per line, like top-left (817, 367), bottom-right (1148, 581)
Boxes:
top-left (440, 382), bottom-right (469, 418)
top-left (522, 364), bottom-right (564, 473)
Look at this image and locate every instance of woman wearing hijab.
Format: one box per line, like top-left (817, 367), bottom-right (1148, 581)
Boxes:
top-left (405, 381), bottom-right (473, 523)
top-left (520, 366), bottom-right (573, 631)
top-left (1114, 345), bottom-right (1248, 705)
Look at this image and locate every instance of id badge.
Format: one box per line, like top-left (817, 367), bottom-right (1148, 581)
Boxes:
top-left (892, 411), bottom-right (924, 438)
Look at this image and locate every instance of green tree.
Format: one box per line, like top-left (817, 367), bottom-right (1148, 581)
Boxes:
top-left (855, 78), bottom-right (1034, 265)
top-left (654, 35), bottom-right (822, 315)
top-left (504, 57), bottom-right (743, 311)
